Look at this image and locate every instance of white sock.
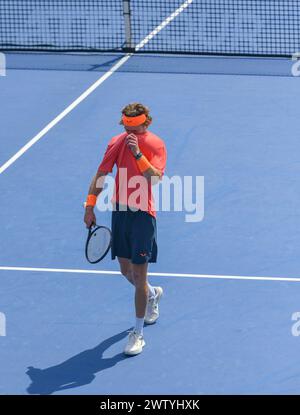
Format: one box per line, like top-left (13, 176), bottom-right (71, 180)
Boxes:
top-left (135, 317), bottom-right (144, 336)
top-left (148, 283), bottom-right (156, 300)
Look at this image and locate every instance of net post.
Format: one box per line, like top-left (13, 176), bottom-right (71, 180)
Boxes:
top-left (122, 0), bottom-right (134, 52)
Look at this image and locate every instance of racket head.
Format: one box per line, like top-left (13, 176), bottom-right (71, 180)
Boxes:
top-left (85, 224), bottom-right (112, 264)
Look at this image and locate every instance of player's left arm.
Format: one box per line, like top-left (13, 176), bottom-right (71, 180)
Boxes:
top-left (139, 162), bottom-right (162, 182)
top-left (126, 133), bottom-right (166, 183)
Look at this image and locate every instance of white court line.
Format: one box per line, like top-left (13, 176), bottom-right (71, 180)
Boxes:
top-left (0, 0), bottom-right (193, 175)
top-left (0, 54), bottom-right (132, 175)
top-left (135, 0), bottom-right (193, 51)
top-left (0, 266), bottom-right (299, 283)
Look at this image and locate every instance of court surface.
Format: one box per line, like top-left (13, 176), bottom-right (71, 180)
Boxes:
top-left (1, 52), bottom-right (300, 394)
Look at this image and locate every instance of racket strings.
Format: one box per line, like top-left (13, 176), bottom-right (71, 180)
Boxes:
top-left (86, 226), bottom-right (111, 263)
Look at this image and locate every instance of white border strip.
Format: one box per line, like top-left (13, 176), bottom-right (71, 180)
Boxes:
top-left (0, 0), bottom-right (193, 175)
top-left (0, 266), bottom-right (299, 282)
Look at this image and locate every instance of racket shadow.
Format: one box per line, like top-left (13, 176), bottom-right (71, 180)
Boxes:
top-left (25, 328), bottom-right (132, 395)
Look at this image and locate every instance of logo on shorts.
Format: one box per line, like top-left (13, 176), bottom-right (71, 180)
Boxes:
top-left (140, 253), bottom-right (148, 257)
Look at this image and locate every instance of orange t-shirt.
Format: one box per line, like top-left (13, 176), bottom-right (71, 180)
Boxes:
top-left (98, 130), bottom-right (167, 218)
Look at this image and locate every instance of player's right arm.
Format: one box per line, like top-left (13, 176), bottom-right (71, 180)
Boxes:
top-left (87, 170), bottom-right (107, 197)
top-left (84, 136), bottom-right (120, 228)
top-left (84, 170), bottom-right (107, 228)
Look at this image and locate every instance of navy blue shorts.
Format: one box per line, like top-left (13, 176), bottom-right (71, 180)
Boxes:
top-left (111, 204), bottom-right (158, 264)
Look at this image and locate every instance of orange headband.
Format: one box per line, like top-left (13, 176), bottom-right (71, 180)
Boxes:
top-left (122, 114), bottom-right (147, 127)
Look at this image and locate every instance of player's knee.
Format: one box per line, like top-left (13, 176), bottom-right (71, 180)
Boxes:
top-left (120, 268), bottom-right (128, 278)
top-left (119, 264), bottom-right (129, 277)
top-left (132, 271), bottom-right (147, 288)
top-left (118, 258), bottom-right (132, 278)
top-left (120, 265), bottom-right (135, 285)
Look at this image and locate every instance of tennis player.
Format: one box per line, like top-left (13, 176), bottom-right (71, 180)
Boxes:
top-left (84, 103), bottom-right (167, 355)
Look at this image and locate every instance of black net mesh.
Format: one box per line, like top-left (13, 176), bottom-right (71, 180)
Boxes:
top-left (0, 0), bottom-right (299, 57)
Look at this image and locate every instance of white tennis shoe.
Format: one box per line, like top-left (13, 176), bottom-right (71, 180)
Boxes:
top-left (145, 286), bottom-right (163, 325)
top-left (124, 331), bottom-right (146, 356)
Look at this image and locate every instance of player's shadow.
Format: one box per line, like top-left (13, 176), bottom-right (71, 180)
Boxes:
top-left (26, 328), bottom-right (132, 395)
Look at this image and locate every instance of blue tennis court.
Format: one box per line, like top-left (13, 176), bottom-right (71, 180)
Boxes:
top-left (1, 0), bottom-right (300, 395)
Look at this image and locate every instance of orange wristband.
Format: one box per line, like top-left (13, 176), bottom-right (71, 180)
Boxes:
top-left (85, 194), bottom-right (97, 207)
top-left (136, 155), bottom-right (152, 173)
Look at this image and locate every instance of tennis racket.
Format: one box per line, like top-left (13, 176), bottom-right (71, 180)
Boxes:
top-left (85, 224), bottom-right (112, 264)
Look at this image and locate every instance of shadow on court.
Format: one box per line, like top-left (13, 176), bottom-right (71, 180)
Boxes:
top-left (26, 329), bottom-right (132, 395)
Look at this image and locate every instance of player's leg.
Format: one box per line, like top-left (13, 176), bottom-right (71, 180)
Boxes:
top-left (131, 211), bottom-right (163, 325)
top-left (117, 257), bottom-right (134, 285)
top-left (124, 210), bottom-right (162, 355)
top-left (117, 256), bottom-right (156, 299)
top-left (131, 262), bottom-right (149, 320)
top-left (123, 262), bottom-right (148, 356)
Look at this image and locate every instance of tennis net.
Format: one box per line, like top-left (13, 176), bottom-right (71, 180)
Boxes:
top-left (0, 0), bottom-right (299, 57)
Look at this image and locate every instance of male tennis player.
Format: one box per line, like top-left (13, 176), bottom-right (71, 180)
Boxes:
top-left (84, 103), bottom-right (167, 356)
